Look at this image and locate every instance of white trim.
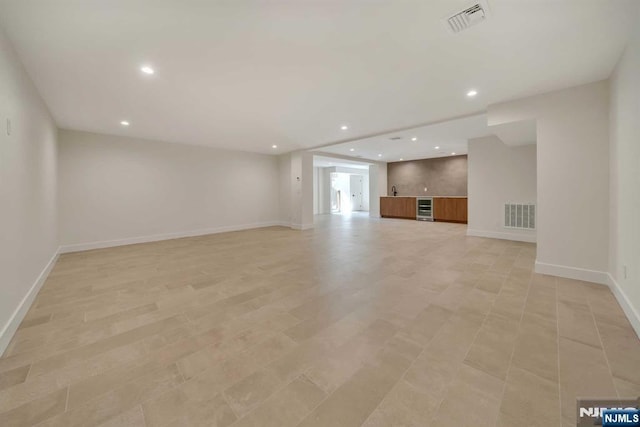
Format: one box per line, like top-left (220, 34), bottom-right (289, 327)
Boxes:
top-left (534, 260), bottom-right (608, 285)
top-left (467, 228), bottom-right (536, 243)
top-left (59, 221), bottom-right (289, 254)
top-left (0, 250), bottom-right (59, 356)
top-left (607, 273), bottom-right (640, 339)
top-left (290, 223), bottom-right (314, 230)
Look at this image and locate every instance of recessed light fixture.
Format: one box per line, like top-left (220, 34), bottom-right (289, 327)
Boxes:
top-left (272, 145), bottom-right (277, 149)
top-left (141, 65), bottom-right (155, 75)
top-left (349, 148), bottom-right (355, 152)
top-left (378, 154), bottom-right (382, 157)
top-left (120, 120), bottom-right (130, 126)
top-left (451, 152), bottom-right (456, 155)
top-left (340, 125), bottom-right (349, 130)
top-left (435, 146), bottom-right (440, 149)
top-left (400, 158), bottom-right (404, 161)
top-left (411, 137), bottom-right (417, 141)
top-left (466, 89), bottom-right (478, 97)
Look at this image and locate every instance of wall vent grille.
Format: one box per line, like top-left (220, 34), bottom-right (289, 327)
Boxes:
top-left (445, 1), bottom-right (489, 33)
top-left (504, 203), bottom-right (535, 230)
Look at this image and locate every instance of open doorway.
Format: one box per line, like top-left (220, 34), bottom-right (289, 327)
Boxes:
top-left (329, 172), bottom-right (368, 214)
top-left (313, 156), bottom-right (370, 216)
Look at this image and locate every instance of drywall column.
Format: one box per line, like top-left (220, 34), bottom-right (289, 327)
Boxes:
top-left (279, 153), bottom-right (292, 225)
top-left (0, 27), bottom-right (58, 355)
top-left (318, 167), bottom-right (332, 215)
top-left (289, 151), bottom-right (314, 229)
top-left (369, 163), bottom-right (387, 218)
top-left (609, 7), bottom-right (640, 336)
top-left (487, 81), bottom-right (609, 283)
top-left (369, 165), bottom-right (380, 217)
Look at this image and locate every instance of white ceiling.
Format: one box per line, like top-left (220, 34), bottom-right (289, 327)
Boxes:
top-left (319, 113), bottom-right (496, 161)
top-left (313, 155), bottom-right (371, 170)
top-left (0, 0), bottom-right (636, 154)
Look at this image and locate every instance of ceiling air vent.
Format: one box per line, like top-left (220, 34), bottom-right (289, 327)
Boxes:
top-left (445, 1), bottom-right (489, 33)
top-left (389, 136), bottom-right (403, 141)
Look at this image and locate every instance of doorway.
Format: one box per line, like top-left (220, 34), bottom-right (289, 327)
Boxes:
top-left (312, 157), bottom-right (370, 216)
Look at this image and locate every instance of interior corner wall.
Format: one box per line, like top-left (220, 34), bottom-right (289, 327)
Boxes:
top-left (0, 28), bottom-right (58, 355)
top-left (369, 163), bottom-right (387, 218)
top-left (289, 151), bottom-right (314, 229)
top-left (278, 153), bottom-right (292, 224)
top-left (313, 167), bottom-right (319, 215)
top-left (488, 80), bottom-right (610, 284)
top-left (609, 7), bottom-right (640, 336)
top-left (58, 129), bottom-right (281, 251)
top-left (467, 135), bottom-right (537, 243)
top-left (319, 168), bottom-right (332, 215)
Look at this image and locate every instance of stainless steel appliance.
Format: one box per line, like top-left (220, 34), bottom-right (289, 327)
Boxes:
top-left (416, 197), bottom-right (433, 221)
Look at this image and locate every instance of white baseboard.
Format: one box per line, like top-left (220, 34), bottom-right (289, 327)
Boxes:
top-left (607, 273), bottom-right (640, 339)
top-left (0, 250), bottom-right (59, 356)
top-left (290, 223), bottom-right (314, 230)
top-left (467, 229), bottom-right (536, 243)
top-left (534, 260), bottom-right (609, 285)
top-left (59, 221), bottom-right (289, 253)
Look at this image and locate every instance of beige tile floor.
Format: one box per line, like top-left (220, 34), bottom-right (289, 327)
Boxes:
top-left (1, 213), bottom-right (639, 426)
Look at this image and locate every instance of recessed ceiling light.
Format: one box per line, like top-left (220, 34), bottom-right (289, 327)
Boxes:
top-left (378, 154), bottom-right (382, 157)
top-left (349, 148), bottom-right (355, 152)
top-left (451, 152), bottom-right (456, 155)
top-left (141, 65), bottom-right (155, 75)
top-left (341, 125), bottom-right (349, 130)
top-left (400, 158), bottom-right (404, 161)
top-left (411, 137), bottom-right (417, 141)
top-left (120, 120), bottom-right (130, 126)
top-left (272, 145), bottom-right (277, 149)
top-left (435, 146), bottom-right (440, 149)
top-left (466, 89), bottom-right (477, 97)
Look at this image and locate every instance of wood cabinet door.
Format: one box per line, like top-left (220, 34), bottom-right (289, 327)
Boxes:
top-left (380, 197), bottom-right (416, 219)
top-left (434, 198), bottom-right (467, 223)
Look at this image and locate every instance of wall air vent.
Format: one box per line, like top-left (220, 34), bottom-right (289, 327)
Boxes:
top-left (504, 203), bottom-right (535, 230)
top-left (445, 1), bottom-right (489, 33)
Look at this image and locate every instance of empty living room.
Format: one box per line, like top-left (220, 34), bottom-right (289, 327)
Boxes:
top-left (1, 1), bottom-right (640, 426)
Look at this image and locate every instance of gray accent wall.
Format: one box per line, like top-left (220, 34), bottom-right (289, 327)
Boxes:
top-left (387, 155), bottom-right (467, 196)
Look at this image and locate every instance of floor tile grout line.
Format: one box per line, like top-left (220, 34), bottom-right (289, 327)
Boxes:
top-left (7, 282), bottom-right (300, 397)
top-left (586, 293), bottom-right (619, 398)
top-left (140, 403), bottom-right (149, 427)
top-left (493, 246), bottom-right (535, 427)
top-left (293, 325), bottom-right (403, 427)
top-left (555, 275), bottom-right (563, 425)
top-left (221, 390), bottom-right (242, 423)
top-left (65, 384), bottom-right (70, 413)
top-left (426, 245), bottom-right (515, 424)
top-left (360, 242), bottom-right (519, 427)
top-left (225, 375), bottom-right (304, 426)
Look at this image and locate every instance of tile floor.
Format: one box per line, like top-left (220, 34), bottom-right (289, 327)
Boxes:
top-left (0, 214), bottom-right (639, 426)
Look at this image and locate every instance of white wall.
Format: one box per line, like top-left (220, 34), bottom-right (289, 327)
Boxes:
top-left (609, 7), bottom-right (640, 335)
top-left (362, 173), bottom-right (370, 212)
top-left (313, 167), bottom-right (319, 215)
top-left (58, 130), bottom-right (281, 250)
top-left (318, 168), bottom-right (332, 215)
top-left (279, 153), bottom-right (292, 224)
top-left (369, 163), bottom-right (387, 218)
top-left (288, 151), bottom-right (314, 229)
top-left (468, 135), bottom-right (537, 242)
top-left (0, 28), bottom-right (58, 354)
top-left (488, 81), bottom-right (610, 283)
